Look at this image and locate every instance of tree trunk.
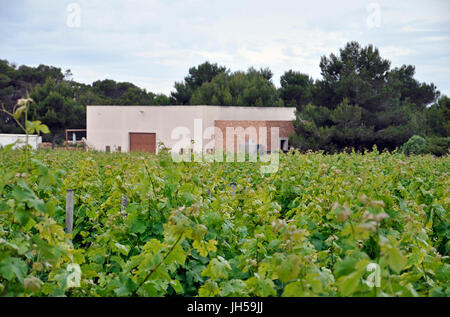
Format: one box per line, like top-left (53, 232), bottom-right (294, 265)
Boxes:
top-left (52, 134), bottom-right (56, 149)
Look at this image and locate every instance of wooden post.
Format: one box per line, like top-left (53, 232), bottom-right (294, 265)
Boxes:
top-left (65, 189), bottom-right (74, 234)
top-left (121, 194), bottom-right (128, 219)
top-left (121, 194), bottom-right (128, 211)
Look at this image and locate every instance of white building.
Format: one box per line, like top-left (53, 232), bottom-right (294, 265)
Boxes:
top-left (0, 134), bottom-right (42, 150)
top-left (86, 105), bottom-right (296, 154)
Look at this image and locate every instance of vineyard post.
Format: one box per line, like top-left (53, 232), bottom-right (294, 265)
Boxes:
top-left (65, 189), bottom-right (74, 234)
top-left (121, 194), bottom-right (128, 211)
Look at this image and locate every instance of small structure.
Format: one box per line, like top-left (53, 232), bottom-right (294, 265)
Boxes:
top-left (87, 105), bottom-right (296, 154)
top-left (65, 129), bottom-right (87, 150)
top-left (0, 134), bottom-right (42, 150)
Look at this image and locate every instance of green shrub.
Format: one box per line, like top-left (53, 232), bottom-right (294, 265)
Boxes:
top-left (423, 137), bottom-right (450, 156)
top-left (401, 135), bottom-right (427, 155)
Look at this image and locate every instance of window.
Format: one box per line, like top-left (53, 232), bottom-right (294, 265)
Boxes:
top-left (106, 146), bottom-right (111, 153)
top-left (280, 138), bottom-right (288, 152)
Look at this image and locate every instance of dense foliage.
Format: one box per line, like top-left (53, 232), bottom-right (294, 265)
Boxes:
top-left (289, 42), bottom-right (445, 153)
top-left (189, 68), bottom-right (283, 107)
top-left (171, 62), bottom-right (228, 105)
top-left (0, 148), bottom-right (448, 297)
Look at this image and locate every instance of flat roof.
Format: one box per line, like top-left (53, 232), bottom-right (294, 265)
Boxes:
top-left (87, 105), bottom-right (296, 110)
top-left (0, 134), bottom-right (41, 137)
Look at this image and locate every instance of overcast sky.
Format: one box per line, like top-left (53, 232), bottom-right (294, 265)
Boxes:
top-left (1, 0), bottom-right (449, 96)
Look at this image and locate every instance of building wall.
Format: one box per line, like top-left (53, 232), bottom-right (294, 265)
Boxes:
top-left (0, 134), bottom-right (42, 150)
top-left (214, 120), bottom-right (295, 152)
top-left (86, 105), bottom-right (296, 153)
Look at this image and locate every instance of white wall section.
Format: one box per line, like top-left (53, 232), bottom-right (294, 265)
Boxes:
top-left (0, 134), bottom-right (42, 150)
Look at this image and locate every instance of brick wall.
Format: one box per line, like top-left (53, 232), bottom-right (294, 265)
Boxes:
top-left (214, 120), bottom-right (294, 152)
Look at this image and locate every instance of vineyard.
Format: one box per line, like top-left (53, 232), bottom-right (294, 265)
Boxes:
top-left (0, 147), bottom-right (448, 297)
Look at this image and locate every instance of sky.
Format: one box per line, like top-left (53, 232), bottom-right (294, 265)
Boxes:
top-left (1, 0), bottom-right (449, 96)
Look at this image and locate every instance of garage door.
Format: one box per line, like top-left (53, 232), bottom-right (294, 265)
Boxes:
top-left (129, 133), bottom-right (156, 153)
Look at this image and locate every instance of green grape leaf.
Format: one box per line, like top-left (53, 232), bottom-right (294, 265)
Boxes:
top-left (201, 256), bottom-right (231, 280)
top-left (385, 247), bottom-right (407, 274)
top-left (0, 257), bottom-right (28, 282)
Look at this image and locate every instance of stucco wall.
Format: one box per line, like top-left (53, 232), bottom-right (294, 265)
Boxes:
top-left (87, 105), bottom-right (296, 153)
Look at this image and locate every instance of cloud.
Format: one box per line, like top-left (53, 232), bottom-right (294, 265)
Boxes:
top-left (379, 46), bottom-right (413, 58)
top-left (0, 0), bottom-right (449, 95)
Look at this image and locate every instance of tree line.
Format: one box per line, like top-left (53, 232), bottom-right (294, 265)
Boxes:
top-left (0, 41), bottom-right (448, 154)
